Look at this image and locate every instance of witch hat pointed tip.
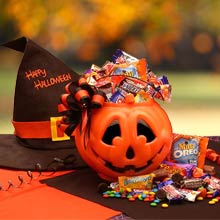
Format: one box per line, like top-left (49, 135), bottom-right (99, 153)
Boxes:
top-left (2, 36), bottom-right (28, 52)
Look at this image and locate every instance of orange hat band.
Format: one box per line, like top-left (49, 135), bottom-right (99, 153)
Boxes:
top-left (12, 117), bottom-right (70, 141)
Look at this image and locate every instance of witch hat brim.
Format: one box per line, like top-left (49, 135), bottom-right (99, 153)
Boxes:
top-left (0, 134), bottom-right (86, 170)
top-left (0, 37), bottom-right (87, 170)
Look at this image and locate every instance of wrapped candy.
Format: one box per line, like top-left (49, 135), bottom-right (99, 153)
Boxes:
top-left (168, 134), bottom-right (208, 169)
top-left (82, 49), bottom-right (172, 103)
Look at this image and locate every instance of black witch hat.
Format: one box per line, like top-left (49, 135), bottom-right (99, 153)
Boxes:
top-left (0, 37), bottom-right (87, 171)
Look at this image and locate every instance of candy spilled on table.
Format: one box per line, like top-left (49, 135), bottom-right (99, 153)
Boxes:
top-left (98, 162), bottom-right (220, 208)
top-left (97, 132), bottom-right (219, 208)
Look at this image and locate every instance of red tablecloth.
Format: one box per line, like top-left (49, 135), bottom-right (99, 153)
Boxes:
top-left (0, 169), bottom-right (121, 219)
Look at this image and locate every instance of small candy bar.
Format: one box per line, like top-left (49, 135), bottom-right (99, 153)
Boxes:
top-left (177, 188), bottom-right (201, 202)
top-left (203, 164), bottom-right (216, 176)
top-left (161, 184), bottom-right (184, 201)
top-left (118, 173), bottom-right (155, 190)
top-left (160, 161), bottom-right (196, 178)
top-left (118, 77), bottom-right (146, 94)
top-left (180, 178), bottom-right (206, 190)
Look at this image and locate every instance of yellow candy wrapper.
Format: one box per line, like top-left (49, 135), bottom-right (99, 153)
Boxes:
top-left (118, 173), bottom-right (155, 190)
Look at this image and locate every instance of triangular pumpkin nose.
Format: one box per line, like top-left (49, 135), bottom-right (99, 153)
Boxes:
top-left (126, 146), bottom-right (135, 159)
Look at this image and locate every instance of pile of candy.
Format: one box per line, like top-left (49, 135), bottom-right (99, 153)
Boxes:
top-left (82, 49), bottom-right (171, 103)
top-left (98, 161), bottom-right (220, 208)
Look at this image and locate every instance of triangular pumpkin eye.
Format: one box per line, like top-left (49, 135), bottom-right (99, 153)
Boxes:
top-left (137, 120), bottom-right (155, 142)
top-left (102, 120), bottom-right (121, 145)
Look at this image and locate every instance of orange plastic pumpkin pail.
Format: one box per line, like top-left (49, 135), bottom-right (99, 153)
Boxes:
top-left (74, 98), bottom-right (173, 182)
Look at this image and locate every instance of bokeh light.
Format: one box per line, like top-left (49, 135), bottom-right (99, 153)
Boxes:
top-left (192, 33), bottom-right (213, 54)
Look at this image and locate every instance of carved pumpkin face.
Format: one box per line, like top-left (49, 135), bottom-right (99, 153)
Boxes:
top-left (74, 98), bottom-right (173, 182)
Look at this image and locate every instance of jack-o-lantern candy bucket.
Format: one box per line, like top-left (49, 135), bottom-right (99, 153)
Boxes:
top-left (74, 99), bottom-right (173, 182)
top-left (59, 81), bottom-right (173, 182)
top-left (58, 50), bottom-right (173, 182)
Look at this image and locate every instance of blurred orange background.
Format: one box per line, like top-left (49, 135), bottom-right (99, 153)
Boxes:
top-left (0, 0), bottom-right (220, 135)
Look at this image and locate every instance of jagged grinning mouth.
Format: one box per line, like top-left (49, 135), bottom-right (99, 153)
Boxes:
top-left (105, 160), bottom-right (153, 173)
top-left (90, 144), bottom-right (165, 173)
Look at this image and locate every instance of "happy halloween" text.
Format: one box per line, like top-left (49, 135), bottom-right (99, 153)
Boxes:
top-left (33, 73), bottom-right (72, 90)
top-left (24, 68), bottom-right (72, 90)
